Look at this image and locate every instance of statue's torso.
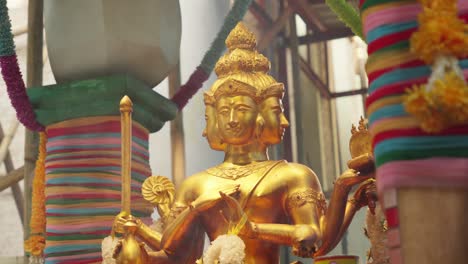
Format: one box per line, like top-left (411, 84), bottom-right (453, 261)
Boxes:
top-left (196, 160), bottom-right (289, 263)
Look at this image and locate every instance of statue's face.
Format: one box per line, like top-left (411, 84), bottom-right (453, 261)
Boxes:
top-left (203, 105), bottom-right (225, 150)
top-left (216, 95), bottom-right (258, 145)
top-left (260, 97), bottom-right (289, 145)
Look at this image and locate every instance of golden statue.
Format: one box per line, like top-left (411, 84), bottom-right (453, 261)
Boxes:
top-left (112, 23), bottom-right (376, 264)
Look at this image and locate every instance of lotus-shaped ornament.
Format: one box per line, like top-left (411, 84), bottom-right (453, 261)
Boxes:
top-left (141, 176), bottom-right (175, 206)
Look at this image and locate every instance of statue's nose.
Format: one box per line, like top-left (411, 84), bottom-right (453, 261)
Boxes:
top-left (280, 114), bottom-right (290, 128)
top-left (228, 120), bottom-right (239, 128)
top-left (228, 110), bottom-right (239, 128)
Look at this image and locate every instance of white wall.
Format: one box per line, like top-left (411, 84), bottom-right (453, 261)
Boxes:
top-left (329, 37), bottom-right (370, 263)
top-left (149, 0), bottom-right (229, 180)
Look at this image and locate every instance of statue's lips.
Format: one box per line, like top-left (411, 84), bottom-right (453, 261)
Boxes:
top-left (225, 128), bottom-right (242, 134)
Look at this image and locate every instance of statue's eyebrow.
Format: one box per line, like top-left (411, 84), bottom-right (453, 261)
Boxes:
top-left (234, 103), bottom-right (253, 109)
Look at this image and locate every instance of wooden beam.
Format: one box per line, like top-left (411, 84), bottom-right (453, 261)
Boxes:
top-left (0, 167), bottom-right (25, 192)
top-left (298, 56), bottom-right (331, 99)
top-left (0, 124), bottom-right (24, 223)
top-left (168, 65), bottom-right (186, 189)
top-left (288, 0), bottom-right (327, 32)
top-left (289, 14), bottom-right (303, 163)
top-left (277, 38), bottom-right (293, 162)
top-left (25, 0), bottom-right (44, 244)
top-left (249, 1), bottom-right (273, 27)
top-left (258, 7), bottom-right (293, 51)
top-left (0, 122), bottom-right (19, 164)
top-left (324, 42), bottom-right (330, 88)
top-left (331, 88), bottom-right (368, 98)
top-left (297, 27), bottom-right (354, 44)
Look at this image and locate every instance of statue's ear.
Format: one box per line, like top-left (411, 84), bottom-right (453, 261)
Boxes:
top-left (255, 115), bottom-right (265, 140)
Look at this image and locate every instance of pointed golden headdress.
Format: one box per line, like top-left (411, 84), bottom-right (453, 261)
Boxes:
top-left (204, 23), bottom-right (284, 105)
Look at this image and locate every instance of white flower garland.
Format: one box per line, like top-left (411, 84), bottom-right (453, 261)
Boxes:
top-left (202, 234), bottom-right (246, 264)
top-left (101, 236), bottom-right (119, 264)
top-left (28, 256), bottom-right (44, 264)
top-left (427, 55), bottom-right (465, 91)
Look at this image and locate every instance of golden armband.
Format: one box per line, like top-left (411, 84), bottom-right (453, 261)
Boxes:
top-left (286, 189), bottom-right (327, 215)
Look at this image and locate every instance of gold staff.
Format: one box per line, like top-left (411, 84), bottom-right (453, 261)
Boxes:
top-left (120, 95), bottom-right (133, 217)
top-left (113, 96), bottom-right (149, 263)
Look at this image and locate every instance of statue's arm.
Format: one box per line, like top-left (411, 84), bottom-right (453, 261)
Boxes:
top-left (314, 179), bottom-right (351, 256)
top-left (160, 178), bottom-right (207, 263)
top-left (320, 199), bottom-right (360, 255)
top-left (161, 203), bottom-right (200, 252)
top-left (135, 220), bottom-right (163, 250)
top-left (320, 178), bottom-right (377, 255)
top-left (161, 207), bottom-right (205, 263)
top-left (314, 169), bottom-right (370, 256)
top-left (237, 165), bottom-right (324, 257)
top-left (131, 179), bottom-right (196, 251)
top-left (249, 196), bottom-right (322, 257)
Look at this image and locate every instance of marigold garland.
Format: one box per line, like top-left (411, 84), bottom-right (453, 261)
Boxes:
top-left (404, 71), bottom-right (468, 133)
top-left (410, 7), bottom-right (468, 64)
top-left (24, 132), bottom-right (47, 257)
top-left (404, 0), bottom-right (468, 133)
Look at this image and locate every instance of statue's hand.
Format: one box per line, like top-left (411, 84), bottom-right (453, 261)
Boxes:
top-left (112, 213), bottom-right (143, 237)
top-left (219, 191), bottom-right (254, 237)
top-left (112, 212), bottom-right (129, 236)
top-left (353, 178), bottom-right (377, 214)
top-left (191, 184), bottom-right (240, 213)
top-left (335, 169), bottom-right (371, 188)
top-left (291, 225), bottom-right (319, 258)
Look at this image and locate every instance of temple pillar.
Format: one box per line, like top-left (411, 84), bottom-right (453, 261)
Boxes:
top-left (27, 75), bottom-right (177, 263)
top-left (360, 1), bottom-right (468, 263)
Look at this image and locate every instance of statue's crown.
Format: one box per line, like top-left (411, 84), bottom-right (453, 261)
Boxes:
top-left (214, 23), bottom-right (270, 78)
top-left (225, 22), bottom-right (257, 51)
top-left (206, 23), bottom-right (283, 104)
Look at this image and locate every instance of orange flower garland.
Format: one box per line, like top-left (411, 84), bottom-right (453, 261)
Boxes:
top-left (404, 0), bottom-right (468, 133)
top-left (404, 71), bottom-right (468, 133)
top-left (24, 132), bottom-right (47, 257)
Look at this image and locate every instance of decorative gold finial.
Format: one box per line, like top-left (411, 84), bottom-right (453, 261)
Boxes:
top-left (351, 124), bottom-right (358, 135)
top-left (225, 23), bottom-right (257, 52)
top-left (358, 116), bottom-right (366, 131)
top-left (120, 95), bottom-right (133, 113)
top-left (347, 117), bottom-right (374, 173)
top-left (349, 116), bottom-right (372, 158)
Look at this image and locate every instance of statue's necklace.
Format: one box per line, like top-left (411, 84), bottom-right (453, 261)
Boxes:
top-left (206, 161), bottom-right (273, 180)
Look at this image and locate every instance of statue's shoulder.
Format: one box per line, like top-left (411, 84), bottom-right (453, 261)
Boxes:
top-left (177, 166), bottom-right (229, 202)
top-left (176, 171), bottom-right (208, 201)
top-left (181, 170), bottom-right (208, 187)
top-left (274, 161), bottom-right (321, 190)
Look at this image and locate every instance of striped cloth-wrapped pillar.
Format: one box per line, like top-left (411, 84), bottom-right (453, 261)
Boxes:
top-left (28, 75), bottom-right (177, 264)
top-left (361, 1), bottom-right (468, 263)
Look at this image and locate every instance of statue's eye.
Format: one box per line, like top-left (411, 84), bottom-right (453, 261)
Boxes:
top-left (272, 106), bottom-right (282, 114)
top-left (219, 109), bottom-right (229, 115)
